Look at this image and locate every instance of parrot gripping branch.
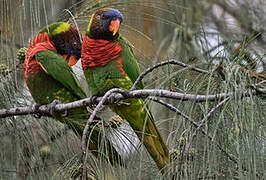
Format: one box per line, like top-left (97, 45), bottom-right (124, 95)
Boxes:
top-left (0, 88), bottom-right (265, 118)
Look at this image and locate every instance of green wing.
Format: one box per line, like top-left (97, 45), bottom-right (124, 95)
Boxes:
top-left (119, 37), bottom-right (144, 89)
top-left (35, 50), bottom-right (86, 99)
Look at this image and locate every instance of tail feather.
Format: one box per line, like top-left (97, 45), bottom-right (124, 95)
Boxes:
top-left (110, 98), bottom-right (169, 173)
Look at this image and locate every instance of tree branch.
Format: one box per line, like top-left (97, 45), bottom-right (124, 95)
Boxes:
top-left (148, 96), bottom-right (200, 127)
top-left (1, 88), bottom-right (265, 118)
top-left (131, 59), bottom-right (209, 90)
top-left (179, 97), bottom-right (230, 172)
top-left (81, 88), bottom-right (123, 180)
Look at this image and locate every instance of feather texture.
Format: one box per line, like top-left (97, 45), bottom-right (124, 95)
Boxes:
top-left (24, 22), bottom-right (123, 166)
top-left (82, 9), bottom-right (169, 173)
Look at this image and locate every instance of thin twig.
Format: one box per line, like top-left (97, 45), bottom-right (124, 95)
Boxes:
top-left (148, 97), bottom-right (200, 127)
top-left (131, 59), bottom-right (209, 90)
top-left (149, 97), bottom-right (239, 164)
top-left (185, 97), bottom-right (230, 153)
top-left (150, 96), bottom-right (254, 175)
top-left (179, 97), bottom-right (230, 172)
top-left (81, 88), bottom-right (124, 180)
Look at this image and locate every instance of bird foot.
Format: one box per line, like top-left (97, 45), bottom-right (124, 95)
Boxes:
top-left (108, 95), bottom-right (124, 105)
top-left (33, 103), bottom-right (42, 118)
top-left (88, 95), bottom-right (108, 112)
top-left (90, 95), bottom-right (99, 104)
top-left (48, 99), bottom-right (66, 118)
top-left (116, 101), bottom-right (130, 106)
top-left (61, 109), bottom-right (68, 117)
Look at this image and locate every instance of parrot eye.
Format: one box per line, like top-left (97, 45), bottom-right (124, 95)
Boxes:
top-left (57, 38), bottom-right (64, 44)
top-left (72, 41), bottom-right (78, 47)
top-left (102, 14), bottom-right (108, 20)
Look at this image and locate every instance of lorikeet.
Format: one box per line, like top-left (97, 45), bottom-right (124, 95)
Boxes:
top-left (81, 9), bottom-right (169, 172)
top-left (24, 22), bottom-right (122, 164)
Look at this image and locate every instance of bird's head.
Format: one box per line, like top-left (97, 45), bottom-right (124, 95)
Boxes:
top-left (87, 8), bottom-right (123, 41)
top-left (39, 22), bottom-right (82, 66)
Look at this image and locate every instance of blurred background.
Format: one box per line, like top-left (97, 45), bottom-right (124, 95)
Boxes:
top-left (0, 0), bottom-right (265, 179)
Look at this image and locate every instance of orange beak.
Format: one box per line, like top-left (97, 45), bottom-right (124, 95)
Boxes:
top-left (62, 54), bottom-right (78, 66)
top-left (109, 19), bottom-right (120, 36)
top-left (62, 54), bottom-right (68, 61)
top-left (68, 56), bottom-right (78, 66)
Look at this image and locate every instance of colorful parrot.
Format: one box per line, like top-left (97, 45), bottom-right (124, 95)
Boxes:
top-left (81, 8), bottom-right (169, 172)
top-left (24, 22), bottom-right (122, 165)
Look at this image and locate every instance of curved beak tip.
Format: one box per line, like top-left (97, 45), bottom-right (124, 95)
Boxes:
top-left (109, 19), bottom-right (120, 36)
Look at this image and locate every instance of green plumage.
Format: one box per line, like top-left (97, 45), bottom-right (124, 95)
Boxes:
top-left (83, 38), bottom-right (169, 171)
top-left (35, 50), bottom-right (86, 100)
top-left (30, 51), bottom-right (122, 163)
top-left (119, 38), bottom-right (144, 89)
top-left (25, 25), bottom-right (122, 165)
top-left (82, 8), bottom-right (169, 173)
top-left (84, 37), bottom-right (143, 96)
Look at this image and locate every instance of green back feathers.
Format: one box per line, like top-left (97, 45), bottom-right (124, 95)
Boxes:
top-left (35, 50), bottom-right (87, 99)
top-left (39, 22), bottom-right (70, 37)
top-left (119, 37), bottom-right (144, 89)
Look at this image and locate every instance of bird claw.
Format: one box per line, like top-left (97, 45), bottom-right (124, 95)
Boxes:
top-left (33, 103), bottom-right (42, 118)
top-left (110, 98), bottom-right (129, 106)
top-left (34, 113), bottom-right (42, 119)
top-left (90, 95), bottom-right (99, 105)
top-left (117, 101), bottom-right (130, 106)
top-left (61, 109), bottom-right (68, 117)
top-left (108, 95), bottom-right (122, 105)
top-left (48, 99), bottom-right (66, 118)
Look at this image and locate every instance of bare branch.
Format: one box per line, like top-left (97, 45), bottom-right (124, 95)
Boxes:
top-left (254, 87), bottom-right (266, 94)
top-left (179, 97), bottom-right (230, 172)
top-left (131, 59), bottom-right (209, 90)
top-left (148, 96), bottom-right (200, 127)
top-left (1, 88), bottom-right (265, 118)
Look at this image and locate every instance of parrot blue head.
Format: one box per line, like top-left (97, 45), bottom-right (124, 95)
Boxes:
top-left (87, 8), bottom-right (124, 41)
top-left (102, 9), bottom-right (123, 24)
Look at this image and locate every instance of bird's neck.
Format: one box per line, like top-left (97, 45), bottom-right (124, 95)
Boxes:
top-left (81, 35), bottom-right (122, 70)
